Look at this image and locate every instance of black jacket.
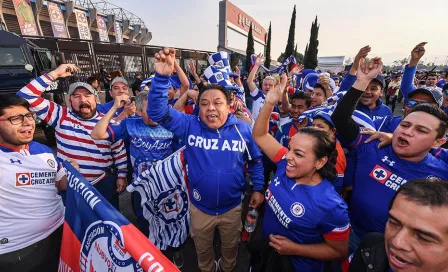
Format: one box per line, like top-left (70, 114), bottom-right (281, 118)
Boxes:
top-left (349, 233), bottom-right (390, 272)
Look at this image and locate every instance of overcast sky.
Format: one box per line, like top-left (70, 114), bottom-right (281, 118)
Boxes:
top-left (112, 0), bottom-right (447, 65)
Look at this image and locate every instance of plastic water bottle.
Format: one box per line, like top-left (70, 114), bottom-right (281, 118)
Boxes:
top-left (244, 207), bottom-right (259, 233)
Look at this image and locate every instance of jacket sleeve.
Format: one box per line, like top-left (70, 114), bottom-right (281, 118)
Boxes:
top-left (400, 65), bottom-right (417, 101)
top-left (338, 74), bottom-right (357, 93)
top-left (331, 87), bottom-right (363, 145)
top-left (245, 127), bottom-right (264, 191)
top-left (16, 74), bottom-right (64, 128)
top-left (147, 73), bottom-right (192, 141)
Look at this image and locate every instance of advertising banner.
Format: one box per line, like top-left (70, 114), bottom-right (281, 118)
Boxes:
top-left (96, 16), bottom-right (109, 42)
top-left (12, 0), bottom-right (39, 36)
top-left (74, 9), bottom-right (92, 40)
top-left (48, 2), bottom-right (68, 38)
top-left (115, 21), bottom-right (123, 44)
top-left (58, 161), bottom-right (180, 272)
top-left (225, 0), bottom-right (267, 44)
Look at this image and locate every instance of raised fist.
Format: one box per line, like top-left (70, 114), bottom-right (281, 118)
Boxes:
top-left (411, 42), bottom-right (427, 61)
top-left (49, 64), bottom-right (79, 79)
top-left (154, 48), bottom-right (176, 76)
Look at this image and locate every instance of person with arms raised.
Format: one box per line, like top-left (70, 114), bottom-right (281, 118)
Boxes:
top-left (331, 57), bottom-right (448, 254)
top-left (251, 73), bottom-right (350, 271)
top-left (147, 48), bottom-right (264, 272)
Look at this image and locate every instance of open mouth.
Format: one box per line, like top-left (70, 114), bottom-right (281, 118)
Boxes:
top-left (286, 162), bottom-right (296, 172)
top-left (19, 129), bottom-right (33, 137)
top-left (389, 252), bottom-right (412, 268)
top-left (397, 137), bottom-right (409, 147)
top-left (207, 114), bottom-right (218, 121)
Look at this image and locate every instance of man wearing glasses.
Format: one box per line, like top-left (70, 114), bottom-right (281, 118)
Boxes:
top-left (0, 95), bottom-right (67, 271)
top-left (375, 86), bottom-right (443, 133)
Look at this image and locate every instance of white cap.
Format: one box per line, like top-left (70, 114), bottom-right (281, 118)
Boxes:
top-left (111, 77), bottom-right (128, 87)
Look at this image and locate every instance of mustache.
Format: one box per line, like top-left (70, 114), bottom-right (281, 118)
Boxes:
top-left (79, 102), bottom-right (92, 108)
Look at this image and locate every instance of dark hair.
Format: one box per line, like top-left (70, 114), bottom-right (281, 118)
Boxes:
top-left (389, 179), bottom-right (448, 210)
top-left (313, 83), bottom-right (328, 98)
top-left (87, 76), bottom-right (98, 85)
top-left (0, 95), bottom-right (30, 116)
top-left (297, 127), bottom-right (337, 181)
top-left (198, 84), bottom-right (232, 105)
top-left (408, 104), bottom-right (448, 138)
top-left (291, 92), bottom-right (311, 108)
top-left (426, 72), bottom-right (438, 78)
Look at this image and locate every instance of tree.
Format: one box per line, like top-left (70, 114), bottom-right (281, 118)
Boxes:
top-left (303, 43), bottom-right (309, 64)
top-left (245, 24), bottom-right (255, 72)
top-left (264, 22), bottom-right (272, 68)
top-left (282, 5), bottom-right (296, 62)
top-left (277, 51), bottom-right (303, 65)
top-left (303, 16), bottom-right (320, 69)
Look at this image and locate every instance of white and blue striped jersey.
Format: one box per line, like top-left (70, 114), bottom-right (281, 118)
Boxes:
top-left (126, 148), bottom-right (189, 250)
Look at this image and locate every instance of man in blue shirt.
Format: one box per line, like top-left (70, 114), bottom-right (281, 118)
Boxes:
top-left (97, 77), bottom-right (134, 121)
top-left (147, 48), bottom-right (264, 272)
top-left (331, 56), bottom-right (448, 255)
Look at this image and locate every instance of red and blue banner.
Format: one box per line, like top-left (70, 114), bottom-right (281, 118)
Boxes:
top-left (59, 161), bottom-right (179, 272)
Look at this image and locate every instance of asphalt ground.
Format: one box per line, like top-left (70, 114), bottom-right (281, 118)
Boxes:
top-left (33, 101), bottom-right (405, 272)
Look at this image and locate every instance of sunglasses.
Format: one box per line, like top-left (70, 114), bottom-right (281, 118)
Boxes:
top-left (406, 100), bottom-right (430, 108)
top-left (0, 112), bottom-right (36, 125)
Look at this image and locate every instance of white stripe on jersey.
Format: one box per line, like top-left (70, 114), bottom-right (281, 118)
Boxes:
top-left (17, 75), bottom-right (127, 181)
top-left (250, 88), bottom-right (265, 120)
top-left (127, 147), bottom-right (189, 250)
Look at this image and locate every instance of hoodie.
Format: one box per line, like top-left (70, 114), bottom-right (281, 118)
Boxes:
top-left (147, 74), bottom-right (264, 215)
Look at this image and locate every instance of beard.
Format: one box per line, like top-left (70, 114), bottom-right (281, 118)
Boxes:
top-left (72, 102), bottom-right (97, 119)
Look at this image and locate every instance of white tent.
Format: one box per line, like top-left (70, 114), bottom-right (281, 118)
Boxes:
top-left (317, 56), bottom-right (346, 73)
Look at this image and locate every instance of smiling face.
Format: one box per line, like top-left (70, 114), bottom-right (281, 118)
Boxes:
top-left (290, 98), bottom-right (308, 121)
top-left (262, 78), bottom-right (275, 95)
top-left (0, 106), bottom-right (35, 148)
top-left (385, 194), bottom-right (448, 272)
top-left (198, 89), bottom-right (230, 129)
top-left (109, 82), bottom-right (129, 99)
top-left (426, 76), bottom-right (438, 87)
top-left (285, 133), bottom-right (326, 180)
top-left (360, 81), bottom-right (382, 109)
top-left (392, 111), bottom-right (444, 162)
top-left (69, 88), bottom-right (97, 119)
top-left (310, 87), bottom-right (326, 108)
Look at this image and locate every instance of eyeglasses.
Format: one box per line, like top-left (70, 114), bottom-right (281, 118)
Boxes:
top-left (0, 112), bottom-right (36, 125)
top-left (405, 100), bottom-right (430, 108)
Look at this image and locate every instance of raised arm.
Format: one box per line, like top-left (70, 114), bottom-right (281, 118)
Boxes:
top-left (339, 46), bottom-right (370, 92)
top-left (188, 61), bottom-right (201, 85)
top-left (147, 48), bottom-right (192, 140)
top-left (91, 95), bottom-right (129, 140)
top-left (17, 64), bottom-right (78, 127)
top-left (173, 89), bottom-right (198, 113)
top-left (252, 74), bottom-right (288, 161)
top-left (332, 57), bottom-right (383, 144)
top-left (247, 53), bottom-right (263, 93)
top-left (401, 42), bottom-right (427, 99)
top-left (175, 61), bottom-right (190, 97)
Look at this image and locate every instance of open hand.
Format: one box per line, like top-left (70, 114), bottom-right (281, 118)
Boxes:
top-left (290, 64), bottom-right (304, 76)
top-left (361, 129), bottom-right (393, 148)
top-left (352, 46), bottom-right (371, 71)
top-left (255, 53), bottom-right (265, 66)
top-left (155, 48), bottom-right (176, 76)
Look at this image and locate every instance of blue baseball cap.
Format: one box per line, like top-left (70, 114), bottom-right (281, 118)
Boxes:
top-left (313, 111), bottom-right (335, 128)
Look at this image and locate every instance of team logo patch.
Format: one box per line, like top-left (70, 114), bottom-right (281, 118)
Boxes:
top-left (265, 188), bottom-right (272, 201)
top-left (47, 159), bottom-right (56, 168)
top-left (15, 173), bottom-right (31, 187)
top-left (193, 189), bottom-right (201, 201)
top-left (290, 202), bottom-right (305, 218)
top-left (426, 175), bottom-right (441, 182)
top-left (369, 165), bottom-right (391, 184)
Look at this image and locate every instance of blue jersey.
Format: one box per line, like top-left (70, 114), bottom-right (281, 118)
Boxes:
top-left (263, 148), bottom-right (350, 272)
top-left (97, 101), bottom-right (124, 117)
top-left (147, 74), bottom-right (264, 215)
top-left (346, 134), bottom-right (448, 238)
top-left (374, 115), bottom-right (402, 133)
top-left (107, 116), bottom-right (176, 176)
